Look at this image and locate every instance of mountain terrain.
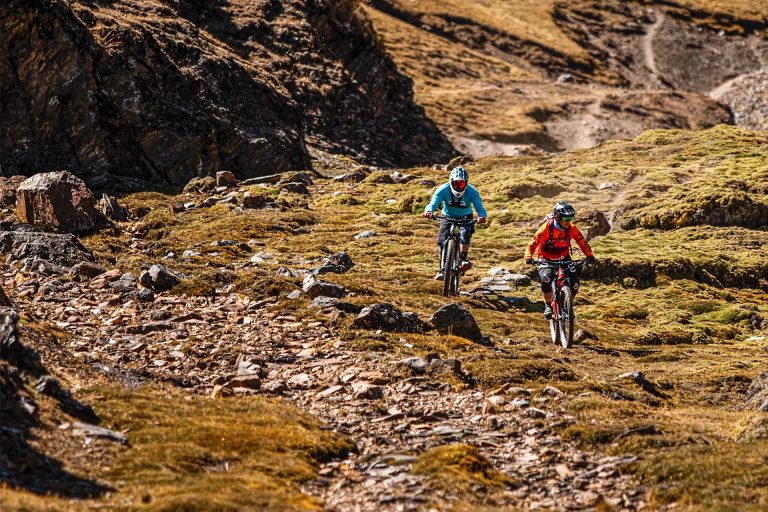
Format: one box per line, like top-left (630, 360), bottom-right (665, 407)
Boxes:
top-left (1, 125), bottom-right (768, 510)
top-left (0, 0), bottom-right (453, 189)
top-left (1, 0), bottom-right (768, 511)
top-left (366, 0), bottom-right (768, 156)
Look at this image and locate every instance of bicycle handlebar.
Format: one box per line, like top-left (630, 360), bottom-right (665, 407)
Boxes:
top-left (430, 215), bottom-right (477, 225)
top-left (530, 259), bottom-right (587, 267)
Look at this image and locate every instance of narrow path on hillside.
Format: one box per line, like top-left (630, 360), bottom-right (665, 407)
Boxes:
top-left (642, 14), bottom-right (663, 85)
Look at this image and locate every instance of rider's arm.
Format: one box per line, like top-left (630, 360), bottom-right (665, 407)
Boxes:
top-left (571, 225), bottom-right (594, 257)
top-left (525, 223), bottom-right (547, 259)
top-left (424, 185), bottom-right (446, 213)
top-left (469, 188), bottom-right (487, 219)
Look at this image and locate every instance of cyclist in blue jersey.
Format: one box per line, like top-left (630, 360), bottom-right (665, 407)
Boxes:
top-left (423, 166), bottom-right (487, 279)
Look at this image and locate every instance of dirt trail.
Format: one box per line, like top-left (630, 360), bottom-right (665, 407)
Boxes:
top-left (6, 248), bottom-right (645, 511)
top-left (642, 14), bottom-right (663, 85)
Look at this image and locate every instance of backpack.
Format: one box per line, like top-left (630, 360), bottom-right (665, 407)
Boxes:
top-left (542, 215), bottom-right (571, 253)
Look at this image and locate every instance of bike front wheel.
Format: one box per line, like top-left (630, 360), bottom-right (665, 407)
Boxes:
top-left (558, 286), bottom-right (575, 348)
top-left (442, 239), bottom-right (456, 297)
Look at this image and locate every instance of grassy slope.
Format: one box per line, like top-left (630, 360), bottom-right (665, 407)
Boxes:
top-left (0, 386), bottom-right (351, 511)
top-left (75, 125), bottom-right (768, 508)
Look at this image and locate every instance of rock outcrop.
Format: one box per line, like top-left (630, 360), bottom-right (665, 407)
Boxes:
top-left (16, 172), bottom-right (103, 233)
top-left (0, 0), bottom-right (454, 189)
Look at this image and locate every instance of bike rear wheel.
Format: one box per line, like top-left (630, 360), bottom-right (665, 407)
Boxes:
top-left (442, 239), bottom-right (456, 297)
top-left (558, 286), bottom-right (574, 348)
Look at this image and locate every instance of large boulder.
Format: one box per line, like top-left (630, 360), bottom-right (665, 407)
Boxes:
top-left (430, 303), bottom-right (483, 342)
top-left (16, 171), bottom-right (103, 233)
top-left (0, 226), bottom-right (95, 266)
top-left (302, 274), bottom-right (348, 299)
top-left (353, 303), bottom-right (422, 333)
top-left (579, 210), bottom-right (611, 240)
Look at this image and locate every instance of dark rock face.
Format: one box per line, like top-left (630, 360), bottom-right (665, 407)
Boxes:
top-left (0, 0), bottom-right (453, 189)
top-left (430, 303), bottom-right (483, 342)
top-left (16, 172), bottom-right (103, 234)
top-left (353, 303), bottom-right (422, 333)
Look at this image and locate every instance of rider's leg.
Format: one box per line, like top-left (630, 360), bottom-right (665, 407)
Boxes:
top-left (459, 222), bottom-right (474, 263)
top-left (539, 266), bottom-right (554, 318)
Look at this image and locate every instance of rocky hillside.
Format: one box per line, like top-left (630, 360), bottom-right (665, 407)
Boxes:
top-left (1, 125), bottom-right (768, 510)
top-left (366, 0), bottom-right (768, 156)
top-left (0, 0), bottom-right (454, 190)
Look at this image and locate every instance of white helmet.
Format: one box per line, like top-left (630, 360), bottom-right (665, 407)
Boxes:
top-left (449, 166), bottom-right (469, 198)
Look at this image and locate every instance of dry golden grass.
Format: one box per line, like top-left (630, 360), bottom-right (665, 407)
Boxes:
top-left (0, 388), bottom-right (352, 512)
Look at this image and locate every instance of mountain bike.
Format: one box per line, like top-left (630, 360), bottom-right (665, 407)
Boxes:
top-left (534, 259), bottom-right (586, 348)
top-left (433, 216), bottom-right (477, 297)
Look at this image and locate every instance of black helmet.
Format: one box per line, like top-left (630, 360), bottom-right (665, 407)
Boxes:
top-left (553, 201), bottom-right (576, 219)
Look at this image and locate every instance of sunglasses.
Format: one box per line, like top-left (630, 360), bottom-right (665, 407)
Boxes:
top-left (452, 180), bottom-right (467, 191)
top-left (560, 215), bottom-right (575, 221)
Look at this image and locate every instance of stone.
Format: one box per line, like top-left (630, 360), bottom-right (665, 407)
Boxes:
top-left (239, 174), bottom-right (282, 186)
top-left (302, 274), bottom-right (348, 299)
top-left (314, 252), bottom-right (354, 274)
top-left (16, 171), bottom-right (103, 233)
top-left (279, 182), bottom-right (309, 195)
top-left (71, 422), bottom-right (128, 444)
top-left (556, 73), bottom-right (574, 83)
top-left (542, 386), bottom-right (565, 398)
top-left (430, 303), bottom-right (483, 342)
top-left (135, 288), bottom-right (154, 302)
top-left (288, 373), bottom-right (313, 389)
top-left (487, 395), bottom-right (506, 406)
top-left (287, 290), bottom-right (303, 300)
top-left (139, 264), bottom-right (180, 292)
top-left (262, 380), bottom-right (287, 395)
top-left (0, 309), bottom-right (20, 360)
top-left (242, 193), bottom-right (272, 209)
top-left (98, 194), bottom-right (128, 221)
top-left (398, 357), bottom-right (429, 374)
top-left (354, 230), bottom-right (377, 239)
top-left (183, 176), bottom-right (216, 194)
top-left (574, 329), bottom-right (599, 343)
top-left (216, 171), bottom-right (237, 188)
top-left (746, 372), bottom-right (768, 411)
top-left (70, 262), bottom-right (106, 279)
top-left (169, 202), bottom-right (186, 214)
top-left (526, 407), bottom-right (547, 418)
top-left (0, 228), bottom-right (94, 266)
top-left (352, 382), bottom-right (384, 400)
top-left (229, 374), bottom-right (261, 390)
top-left (353, 303), bottom-right (422, 333)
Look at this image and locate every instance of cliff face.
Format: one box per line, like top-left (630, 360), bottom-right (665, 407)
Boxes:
top-left (0, 0), bottom-right (454, 189)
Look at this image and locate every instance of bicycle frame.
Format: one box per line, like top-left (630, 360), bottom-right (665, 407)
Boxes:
top-left (432, 215), bottom-right (477, 296)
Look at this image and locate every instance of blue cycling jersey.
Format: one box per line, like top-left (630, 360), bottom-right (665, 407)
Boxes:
top-left (425, 182), bottom-right (487, 218)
